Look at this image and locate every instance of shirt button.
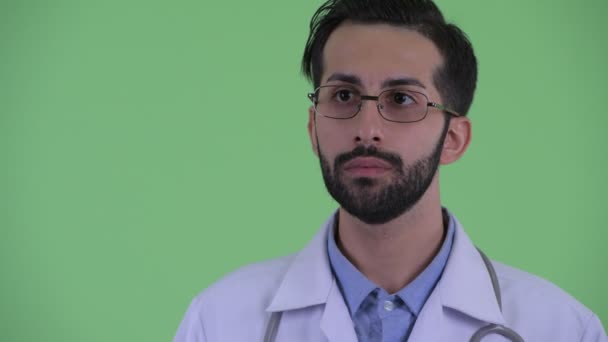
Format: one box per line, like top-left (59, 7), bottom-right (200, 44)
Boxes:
top-left (383, 300), bottom-right (395, 312)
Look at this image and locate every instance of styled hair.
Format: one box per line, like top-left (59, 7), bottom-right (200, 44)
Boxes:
top-left (301, 0), bottom-right (478, 116)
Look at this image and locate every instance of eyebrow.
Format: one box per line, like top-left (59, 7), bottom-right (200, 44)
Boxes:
top-left (325, 73), bottom-right (362, 86)
top-left (382, 77), bottom-right (426, 89)
top-left (325, 72), bottom-right (427, 89)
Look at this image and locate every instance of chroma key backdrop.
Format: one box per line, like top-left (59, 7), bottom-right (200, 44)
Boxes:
top-left (1, 0), bottom-right (607, 341)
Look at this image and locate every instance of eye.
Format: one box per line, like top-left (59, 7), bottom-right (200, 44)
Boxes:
top-left (334, 88), bottom-right (355, 103)
top-left (391, 91), bottom-right (415, 105)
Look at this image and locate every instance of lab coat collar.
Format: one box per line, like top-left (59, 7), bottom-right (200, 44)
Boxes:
top-left (438, 213), bottom-right (507, 326)
top-left (266, 214), bottom-right (336, 312)
top-left (266, 210), bottom-right (506, 327)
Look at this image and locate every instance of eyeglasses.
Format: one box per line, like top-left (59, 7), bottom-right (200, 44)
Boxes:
top-left (307, 85), bottom-right (461, 123)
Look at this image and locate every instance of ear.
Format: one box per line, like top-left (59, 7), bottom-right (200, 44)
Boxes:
top-left (307, 106), bottom-right (319, 157)
top-left (440, 116), bottom-right (472, 165)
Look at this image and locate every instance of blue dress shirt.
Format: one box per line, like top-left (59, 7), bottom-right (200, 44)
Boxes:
top-left (327, 210), bottom-right (455, 342)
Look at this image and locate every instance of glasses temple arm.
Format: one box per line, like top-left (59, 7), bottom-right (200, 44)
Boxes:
top-left (428, 102), bottom-right (461, 117)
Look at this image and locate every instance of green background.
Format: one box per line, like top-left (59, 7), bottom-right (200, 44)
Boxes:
top-left (1, 0), bottom-right (606, 340)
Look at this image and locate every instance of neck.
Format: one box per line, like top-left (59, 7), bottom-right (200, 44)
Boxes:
top-left (335, 179), bottom-right (445, 294)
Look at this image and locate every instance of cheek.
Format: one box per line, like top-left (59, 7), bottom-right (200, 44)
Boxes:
top-left (386, 124), bottom-right (442, 159)
top-left (314, 120), bottom-right (353, 154)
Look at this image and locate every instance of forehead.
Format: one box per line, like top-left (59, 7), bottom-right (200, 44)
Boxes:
top-left (322, 22), bottom-right (443, 91)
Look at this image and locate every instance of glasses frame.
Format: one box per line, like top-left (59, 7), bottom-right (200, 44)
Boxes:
top-left (307, 85), bottom-right (461, 123)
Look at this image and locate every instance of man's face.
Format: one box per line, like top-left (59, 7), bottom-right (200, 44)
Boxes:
top-left (308, 22), bottom-right (451, 225)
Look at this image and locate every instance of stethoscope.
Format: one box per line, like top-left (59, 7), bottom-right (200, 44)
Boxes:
top-left (263, 248), bottom-right (525, 342)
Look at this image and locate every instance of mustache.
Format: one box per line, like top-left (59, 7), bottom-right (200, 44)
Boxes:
top-left (334, 145), bottom-right (403, 170)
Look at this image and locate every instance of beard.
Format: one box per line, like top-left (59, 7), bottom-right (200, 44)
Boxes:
top-left (318, 119), bottom-right (449, 225)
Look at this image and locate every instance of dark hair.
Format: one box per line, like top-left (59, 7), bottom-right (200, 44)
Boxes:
top-left (301, 0), bottom-right (478, 116)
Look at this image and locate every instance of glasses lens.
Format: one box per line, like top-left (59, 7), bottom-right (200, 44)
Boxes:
top-left (378, 89), bottom-right (428, 122)
top-left (315, 86), bottom-right (360, 119)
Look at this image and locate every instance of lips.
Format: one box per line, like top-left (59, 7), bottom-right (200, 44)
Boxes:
top-left (343, 157), bottom-right (393, 171)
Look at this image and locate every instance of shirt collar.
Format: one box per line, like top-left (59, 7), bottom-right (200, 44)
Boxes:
top-left (326, 213), bottom-right (377, 316)
top-left (327, 209), bottom-right (455, 317)
top-left (396, 211), bottom-right (454, 314)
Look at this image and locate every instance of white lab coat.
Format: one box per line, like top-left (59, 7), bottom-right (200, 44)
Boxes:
top-left (174, 213), bottom-right (607, 341)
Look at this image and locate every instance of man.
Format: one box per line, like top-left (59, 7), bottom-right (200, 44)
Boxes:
top-left (174, 0), bottom-right (607, 341)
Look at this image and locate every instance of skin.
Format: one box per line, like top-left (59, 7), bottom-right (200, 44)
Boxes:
top-left (307, 21), bottom-right (472, 294)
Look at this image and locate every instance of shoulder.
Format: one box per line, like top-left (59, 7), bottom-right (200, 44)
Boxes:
top-left (493, 261), bottom-right (589, 315)
top-left (203, 254), bottom-right (294, 301)
top-left (174, 254), bottom-right (296, 342)
top-left (492, 261), bottom-right (606, 340)
top-left (193, 253), bottom-right (295, 312)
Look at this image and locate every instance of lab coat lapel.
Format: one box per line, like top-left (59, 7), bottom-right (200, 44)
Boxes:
top-left (406, 282), bottom-right (443, 342)
top-left (320, 278), bottom-right (358, 342)
top-left (266, 214), bottom-right (357, 341)
top-left (438, 216), bottom-right (506, 326)
top-left (409, 215), bottom-right (507, 340)
top-left (266, 215), bottom-right (335, 312)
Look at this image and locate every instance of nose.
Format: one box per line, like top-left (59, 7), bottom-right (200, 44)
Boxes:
top-left (354, 99), bottom-right (384, 146)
